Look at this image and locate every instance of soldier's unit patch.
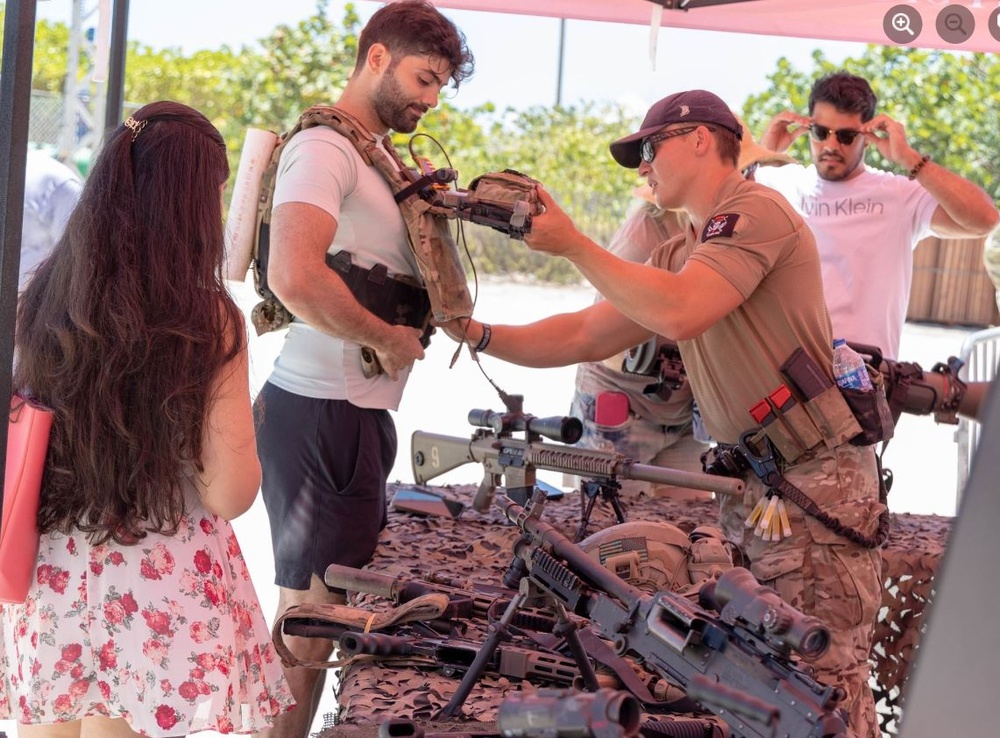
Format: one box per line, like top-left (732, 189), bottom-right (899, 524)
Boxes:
top-left (702, 213), bottom-right (740, 241)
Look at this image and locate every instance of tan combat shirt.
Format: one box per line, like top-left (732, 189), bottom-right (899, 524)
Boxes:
top-left (651, 172), bottom-right (834, 444)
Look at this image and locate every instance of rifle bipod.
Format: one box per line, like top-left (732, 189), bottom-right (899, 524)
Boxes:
top-left (577, 479), bottom-right (626, 542)
top-left (436, 575), bottom-right (601, 720)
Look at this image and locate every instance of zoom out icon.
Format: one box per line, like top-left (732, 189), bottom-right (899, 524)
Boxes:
top-left (937, 5), bottom-right (975, 44)
top-left (884, 5), bottom-right (923, 44)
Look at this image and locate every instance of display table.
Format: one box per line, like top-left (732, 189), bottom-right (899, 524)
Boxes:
top-left (317, 484), bottom-right (950, 737)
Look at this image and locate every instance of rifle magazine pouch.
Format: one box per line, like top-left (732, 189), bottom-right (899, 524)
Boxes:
top-left (841, 367), bottom-right (895, 446)
top-left (777, 402), bottom-right (824, 452)
top-left (801, 384), bottom-right (863, 450)
top-left (759, 417), bottom-right (808, 464)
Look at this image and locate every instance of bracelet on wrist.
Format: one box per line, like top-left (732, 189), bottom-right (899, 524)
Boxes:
top-left (908, 154), bottom-right (931, 180)
top-left (473, 322), bottom-right (492, 353)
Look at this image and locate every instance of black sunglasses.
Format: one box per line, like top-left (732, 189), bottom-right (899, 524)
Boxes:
top-left (808, 123), bottom-right (863, 146)
top-left (640, 126), bottom-right (698, 163)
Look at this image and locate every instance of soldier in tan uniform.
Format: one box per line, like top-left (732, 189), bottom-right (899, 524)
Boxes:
top-left (566, 118), bottom-right (796, 502)
top-left (442, 89), bottom-right (883, 738)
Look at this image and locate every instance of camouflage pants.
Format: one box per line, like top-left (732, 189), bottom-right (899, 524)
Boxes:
top-left (719, 443), bottom-right (884, 738)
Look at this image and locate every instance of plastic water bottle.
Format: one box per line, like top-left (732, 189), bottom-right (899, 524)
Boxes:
top-left (832, 338), bottom-right (873, 391)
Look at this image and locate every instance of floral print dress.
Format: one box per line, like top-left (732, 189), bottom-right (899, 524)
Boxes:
top-left (0, 493), bottom-right (294, 736)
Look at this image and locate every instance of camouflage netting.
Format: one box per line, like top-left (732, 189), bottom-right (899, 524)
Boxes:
top-left (315, 484), bottom-right (949, 738)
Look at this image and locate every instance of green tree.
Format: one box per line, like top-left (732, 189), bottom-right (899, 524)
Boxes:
top-left (223, 0), bottom-right (360, 133)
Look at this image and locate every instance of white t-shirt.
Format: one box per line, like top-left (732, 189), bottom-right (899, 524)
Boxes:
top-left (21, 151), bottom-right (82, 290)
top-left (756, 164), bottom-right (937, 360)
top-left (267, 126), bottom-right (420, 409)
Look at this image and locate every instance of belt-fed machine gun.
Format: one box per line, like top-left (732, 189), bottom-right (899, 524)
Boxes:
top-left (410, 394), bottom-right (743, 536)
top-left (435, 488), bottom-right (854, 737)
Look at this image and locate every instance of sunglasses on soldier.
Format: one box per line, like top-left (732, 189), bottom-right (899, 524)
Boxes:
top-left (639, 126), bottom-right (699, 163)
top-left (808, 123), bottom-right (863, 146)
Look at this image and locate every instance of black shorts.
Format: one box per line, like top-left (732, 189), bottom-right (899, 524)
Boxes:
top-left (254, 382), bottom-right (396, 591)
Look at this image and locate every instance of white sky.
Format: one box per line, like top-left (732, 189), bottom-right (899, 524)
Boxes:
top-left (35, 0), bottom-right (868, 115)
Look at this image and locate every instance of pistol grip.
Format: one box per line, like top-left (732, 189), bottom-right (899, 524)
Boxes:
top-left (473, 478), bottom-right (495, 513)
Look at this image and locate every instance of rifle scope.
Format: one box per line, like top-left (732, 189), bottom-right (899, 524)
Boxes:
top-left (699, 567), bottom-right (831, 659)
top-left (468, 409), bottom-right (583, 444)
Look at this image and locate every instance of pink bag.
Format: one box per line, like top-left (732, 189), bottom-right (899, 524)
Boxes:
top-left (0, 395), bottom-right (53, 604)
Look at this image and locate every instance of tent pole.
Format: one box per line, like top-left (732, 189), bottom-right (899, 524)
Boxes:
top-left (555, 18), bottom-right (565, 107)
top-left (0, 0), bottom-right (39, 512)
top-left (104, 0), bottom-right (130, 132)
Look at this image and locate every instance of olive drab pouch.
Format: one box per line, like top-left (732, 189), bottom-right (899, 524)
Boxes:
top-left (841, 364), bottom-right (895, 446)
top-left (463, 169), bottom-right (543, 240)
top-left (801, 384), bottom-right (863, 450)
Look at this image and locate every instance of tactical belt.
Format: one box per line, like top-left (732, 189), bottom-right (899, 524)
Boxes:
top-left (325, 251), bottom-right (431, 333)
top-left (709, 436), bottom-right (890, 549)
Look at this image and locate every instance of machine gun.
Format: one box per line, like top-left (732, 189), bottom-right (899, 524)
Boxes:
top-left (440, 490), bottom-right (854, 738)
top-left (410, 395), bottom-right (744, 529)
top-left (279, 614), bottom-right (579, 686)
top-left (324, 563), bottom-right (523, 622)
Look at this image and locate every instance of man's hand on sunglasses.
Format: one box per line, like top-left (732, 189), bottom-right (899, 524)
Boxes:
top-left (758, 111), bottom-right (811, 153)
top-left (861, 114), bottom-right (922, 170)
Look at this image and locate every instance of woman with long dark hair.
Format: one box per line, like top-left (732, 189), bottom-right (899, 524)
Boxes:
top-left (1, 101), bottom-right (293, 737)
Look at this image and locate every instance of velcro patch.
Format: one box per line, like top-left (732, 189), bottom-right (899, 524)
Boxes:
top-left (701, 213), bottom-right (740, 241)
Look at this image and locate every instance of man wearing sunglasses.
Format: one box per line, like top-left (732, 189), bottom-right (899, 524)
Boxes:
top-left (442, 89), bottom-right (883, 738)
top-left (756, 71), bottom-right (998, 360)
top-left (564, 120), bottom-right (796, 503)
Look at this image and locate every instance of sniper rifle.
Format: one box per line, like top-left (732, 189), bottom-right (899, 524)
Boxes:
top-left (410, 395), bottom-right (744, 516)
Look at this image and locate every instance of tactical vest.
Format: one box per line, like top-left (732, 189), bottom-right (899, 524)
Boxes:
top-left (249, 105), bottom-right (473, 337)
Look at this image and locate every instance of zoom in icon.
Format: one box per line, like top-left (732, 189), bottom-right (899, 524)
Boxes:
top-left (883, 5), bottom-right (922, 44)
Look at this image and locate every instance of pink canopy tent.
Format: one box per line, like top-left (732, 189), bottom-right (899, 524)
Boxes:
top-left (418, 0), bottom-right (999, 54)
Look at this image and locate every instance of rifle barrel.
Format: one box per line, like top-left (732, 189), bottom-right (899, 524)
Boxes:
top-left (478, 440), bottom-right (744, 496)
top-left (324, 564), bottom-right (398, 598)
top-left (625, 462), bottom-right (744, 496)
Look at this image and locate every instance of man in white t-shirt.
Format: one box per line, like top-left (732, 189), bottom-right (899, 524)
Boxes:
top-left (20, 150), bottom-right (82, 290)
top-left (755, 71), bottom-right (998, 360)
top-left (252, 3), bottom-right (474, 736)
